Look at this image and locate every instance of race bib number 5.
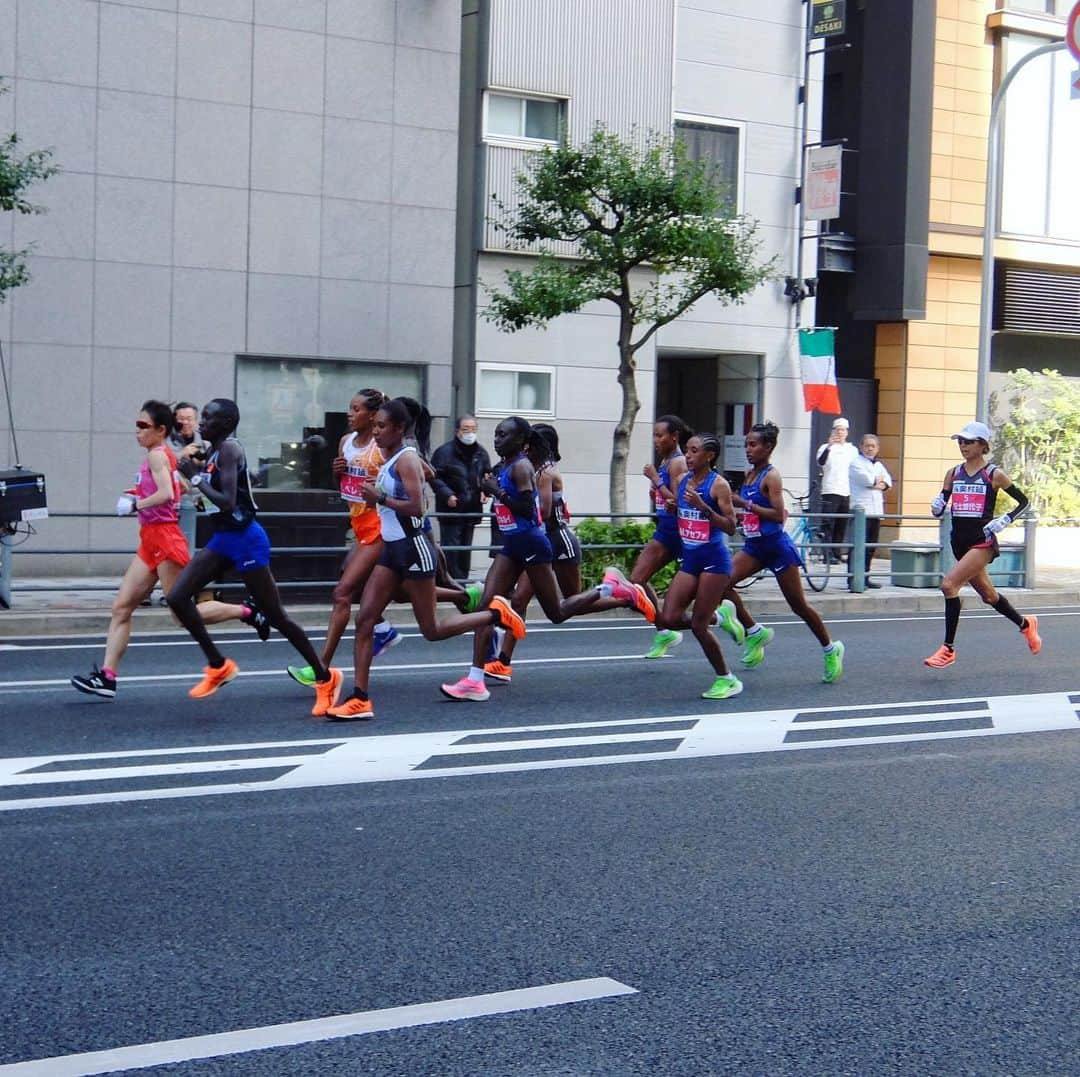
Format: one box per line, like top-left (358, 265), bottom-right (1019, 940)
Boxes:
top-left (951, 482), bottom-right (986, 517)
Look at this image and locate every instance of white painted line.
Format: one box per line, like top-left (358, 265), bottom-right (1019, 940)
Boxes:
top-left (0, 977), bottom-right (638, 1076)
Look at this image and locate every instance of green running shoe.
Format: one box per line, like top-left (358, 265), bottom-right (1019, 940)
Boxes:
top-left (287, 664), bottom-right (317, 687)
top-left (822, 640), bottom-right (845, 683)
top-left (702, 674), bottom-right (744, 700)
top-left (714, 599), bottom-right (745, 645)
top-left (741, 626), bottom-right (774, 668)
top-left (463, 581), bottom-right (483, 614)
top-left (645, 629), bottom-right (682, 659)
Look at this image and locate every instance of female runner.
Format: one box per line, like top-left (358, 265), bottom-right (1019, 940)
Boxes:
top-left (482, 423), bottom-right (581, 683)
top-left (440, 416), bottom-right (655, 702)
top-left (924, 421), bottom-right (1040, 667)
top-left (654, 434), bottom-right (743, 700)
top-left (326, 399), bottom-right (523, 719)
top-left (166, 398), bottom-right (343, 714)
top-left (722, 421), bottom-right (845, 683)
top-left (71, 400), bottom-right (269, 699)
top-left (635, 416), bottom-right (690, 659)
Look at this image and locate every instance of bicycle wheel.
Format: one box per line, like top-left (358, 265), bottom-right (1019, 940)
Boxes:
top-left (734, 572), bottom-right (759, 590)
top-left (800, 529), bottom-right (831, 592)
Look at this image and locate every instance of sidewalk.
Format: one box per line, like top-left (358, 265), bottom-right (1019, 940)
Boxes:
top-left (2, 567), bottom-right (1078, 637)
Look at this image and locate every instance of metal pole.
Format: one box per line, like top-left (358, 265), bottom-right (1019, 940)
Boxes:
top-left (976, 40), bottom-right (1065, 423)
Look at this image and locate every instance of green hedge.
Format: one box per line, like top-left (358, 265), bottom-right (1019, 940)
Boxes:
top-left (574, 517), bottom-right (677, 593)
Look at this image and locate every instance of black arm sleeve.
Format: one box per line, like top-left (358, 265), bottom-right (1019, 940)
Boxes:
top-left (817, 447), bottom-right (830, 466)
top-left (501, 489), bottom-right (537, 519)
top-left (1003, 484), bottom-right (1029, 521)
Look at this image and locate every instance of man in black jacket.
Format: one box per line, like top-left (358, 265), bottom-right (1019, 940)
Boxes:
top-left (430, 415), bottom-right (491, 580)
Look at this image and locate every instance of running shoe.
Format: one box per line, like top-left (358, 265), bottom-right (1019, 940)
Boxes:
top-left (741, 627), bottom-right (774, 668)
top-left (645, 629), bottom-right (682, 659)
top-left (70, 665), bottom-right (116, 699)
top-left (822, 641), bottom-right (845, 684)
top-left (1021, 615), bottom-right (1042, 655)
top-left (311, 667), bottom-right (344, 717)
top-left (602, 567), bottom-right (656, 624)
top-left (463, 582), bottom-right (483, 614)
top-left (713, 599), bottom-right (745, 645)
top-left (189, 658), bottom-right (239, 699)
top-left (440, 676), bottom-right (491, 702)
top-left (241, 597), bottom-right (271, 642)
top-left (326, 693), bottom-right (374, 721)
top-left (489, 595), bottom-right (526, 640)
top-left (701, 673), bottom-right (744, 700)
top-left (923, 644), bottom-right (956, 668)
top-left (483, 659), bottom-right (513, 683)
top-left (287, 665), bottom-right (317, 687)
top-left (372, 624), bottom-right (402, 660)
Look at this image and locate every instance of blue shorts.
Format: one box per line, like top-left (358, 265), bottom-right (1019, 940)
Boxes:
top-left (742, 532), bottom-right (803, 575)
top-left (205, 521), bottom-right (272, 571)
top-left (651, 519), bottom-right (681, 558)
top-left (498, 527), bottom-right (553, 567)
top-left (379, 533), bottom-right (438, 579)
top-left (679, 541), bottom-right (732, 577)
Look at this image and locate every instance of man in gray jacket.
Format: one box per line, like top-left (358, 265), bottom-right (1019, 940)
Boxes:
top-left (848, 432), bottom-right (893, 588)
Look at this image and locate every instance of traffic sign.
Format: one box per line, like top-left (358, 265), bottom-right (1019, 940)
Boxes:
top-left (1067, 1), bottom-right (1080, 64)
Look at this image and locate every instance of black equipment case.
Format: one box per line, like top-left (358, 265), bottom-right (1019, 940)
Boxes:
top-left (0, 469), bottom-right (48, 524)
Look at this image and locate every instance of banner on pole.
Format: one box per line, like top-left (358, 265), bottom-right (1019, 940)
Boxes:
top-left (804, 145), bottom-right (843, 221)
top-left (798, 328), bottom-right (842, 414)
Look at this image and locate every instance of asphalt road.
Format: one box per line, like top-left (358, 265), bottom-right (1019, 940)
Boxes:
top-left (0, 606), bottom-right (1077, 1075)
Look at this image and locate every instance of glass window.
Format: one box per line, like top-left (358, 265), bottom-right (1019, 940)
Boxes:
top-left (674, 119), bottom-right (742, 216)
top-left (485, 92), bottom-right (564, 143)
top-left (235, 356), bottom-right (424, 490)
top-left (477, 365), bottom-right (554, 416)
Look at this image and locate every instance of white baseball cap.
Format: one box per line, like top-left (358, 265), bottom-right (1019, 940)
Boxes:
top-left (832, 417), bottom-right (849, 429)
top-left (951, 421), bottom-right (991, 443)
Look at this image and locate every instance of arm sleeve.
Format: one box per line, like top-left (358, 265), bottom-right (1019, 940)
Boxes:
top-left (816, 445), bottom-right (830, 466)
top-left (1003, 484), bottom-right (1029, 521)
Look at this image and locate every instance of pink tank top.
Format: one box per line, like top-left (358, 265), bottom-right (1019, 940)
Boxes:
top-left (135, 446), bottom-right (181, 525)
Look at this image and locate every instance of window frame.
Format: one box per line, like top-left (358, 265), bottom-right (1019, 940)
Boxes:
top-left (475, 362), bottom-right (557, 419)
top-left (673, 112), bottom-right (747, 217)
top-left (483, 89), bottom-right (568, 149)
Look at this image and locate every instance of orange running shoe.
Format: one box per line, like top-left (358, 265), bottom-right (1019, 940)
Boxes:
top-left (489, 595), bottom-right (526, 640)
top-left (311, 667), bottom-right (343, 716)
top-left (923, 645), bottom-right (956, 668)
top-left (484, 659), bottom-right (512, 683)
top-left (326, 693), bottom-right (374, 721)
top-left (189, 657), bottom-right (239, 698)
top-left (1021, 615), bottom-right (1041, 655)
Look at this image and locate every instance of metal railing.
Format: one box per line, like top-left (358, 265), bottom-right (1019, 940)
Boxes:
top-left (0, 503), bottom-right (1041, 608)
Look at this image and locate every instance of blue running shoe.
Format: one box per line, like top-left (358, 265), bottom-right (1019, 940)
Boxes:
top-left (372, 624), bottom-right (401, 660)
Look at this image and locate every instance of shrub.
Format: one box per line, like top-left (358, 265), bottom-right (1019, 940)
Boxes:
top-left (574, 517), bottom-right (677, 593)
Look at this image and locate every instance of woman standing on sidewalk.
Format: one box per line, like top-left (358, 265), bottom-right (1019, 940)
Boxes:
top-left (71, 400), bottom-right (269, 700)
top-left (165, 399), bottom-right (342, 714)
top-left (924, 421), bottom-right (1041, 668)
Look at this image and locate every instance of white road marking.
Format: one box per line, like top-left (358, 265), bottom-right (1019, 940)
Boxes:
top-left (0, 691), bottom-right (1075, 812)
top-left (0, 977), bottom-right (637, 1075)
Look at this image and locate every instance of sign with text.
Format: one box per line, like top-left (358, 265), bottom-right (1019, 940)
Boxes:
top-left (804, 144), bottom-right (843, 221)
top-left (811, 0), bottom-right (846, 39)
top-left (1067, 1), bottom-right (1080, 63)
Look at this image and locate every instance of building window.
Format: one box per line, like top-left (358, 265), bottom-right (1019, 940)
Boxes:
top-left (485, 92), bottom-right (564, 144)
top-left (674, 116), bottom-right (744, 216)
top-left (476, 364), bottom-right (554, 417)
top-left (235, 356), bottom-right (424, 490)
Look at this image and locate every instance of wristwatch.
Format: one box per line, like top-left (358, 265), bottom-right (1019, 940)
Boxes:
top-left (190, 472), bottom-right (204, 488)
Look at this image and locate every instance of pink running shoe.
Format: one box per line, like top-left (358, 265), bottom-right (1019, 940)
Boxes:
top-left (602, 567), bottom-right (657, 624)
top-left (440, 676), bottom-right (491, 702)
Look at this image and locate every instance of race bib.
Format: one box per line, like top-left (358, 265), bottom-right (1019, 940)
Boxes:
top-left (678, 510), bottom-right (709, 545)
top-left (653, 485), bottom-right (667, 511)
top-left (951, 481), bottom-right (986, 517)
top-left (494, 502), bottom-right (516, 532)
top-left (742, 510), bottom-right (761, 538)
top-left (340, 467), bottom-right (369, 504)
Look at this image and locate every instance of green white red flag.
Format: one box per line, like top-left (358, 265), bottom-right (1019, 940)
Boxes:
top-left (797, 328), bottom-right (842, 414)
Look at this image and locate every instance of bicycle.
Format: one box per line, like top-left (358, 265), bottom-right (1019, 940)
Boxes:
top-left (785, 490), bottom-right (830, 592)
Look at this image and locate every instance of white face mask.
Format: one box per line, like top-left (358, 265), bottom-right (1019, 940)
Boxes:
top-left (458, 432), bottom-right (477, 446)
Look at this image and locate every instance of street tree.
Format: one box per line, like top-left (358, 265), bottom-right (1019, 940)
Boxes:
top-left (0, 79), bottom-right (58, 305)
top-left (484, 127), bottom-right (772, 512)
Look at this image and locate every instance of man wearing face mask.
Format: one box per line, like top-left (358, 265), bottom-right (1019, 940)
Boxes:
top-left (430, 415), bottom-right (492, 580)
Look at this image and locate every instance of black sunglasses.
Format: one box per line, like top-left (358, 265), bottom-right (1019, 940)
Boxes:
top-left (956, 437), bottom-right (979, 446)
top-left (135, 420), bottom-right (154, 430)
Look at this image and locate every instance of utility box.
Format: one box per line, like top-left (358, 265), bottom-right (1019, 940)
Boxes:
top-left (989, 544), bottom-right (1025, 587)
top-left (890, 543), bottom-right (940, 588)
top-left (0, 469), bottom-right (48, 525)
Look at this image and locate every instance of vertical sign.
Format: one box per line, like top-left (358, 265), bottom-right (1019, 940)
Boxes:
top-left (1067, 0), bottom-right (1080, 95)
top-left (804, 145), bottom-right (843, 221)
top-left (811, 0), bottom-right (846, 39)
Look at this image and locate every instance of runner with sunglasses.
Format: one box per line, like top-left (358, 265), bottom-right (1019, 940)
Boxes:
top-left (924, 421), bottom-right (1041, 667)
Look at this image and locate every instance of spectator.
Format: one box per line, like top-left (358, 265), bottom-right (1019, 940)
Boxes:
top-left (430, 415), bottom-right (492, 580)
top-left (816, 417), bottom-right (858, 564)
top-left (848, 433), bottom-right (893, 589)
top-left (168, 401), bottom-right (207, 554)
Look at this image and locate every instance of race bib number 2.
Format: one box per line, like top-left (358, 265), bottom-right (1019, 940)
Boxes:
top-left (678, 511), bottom-right (709, 545)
